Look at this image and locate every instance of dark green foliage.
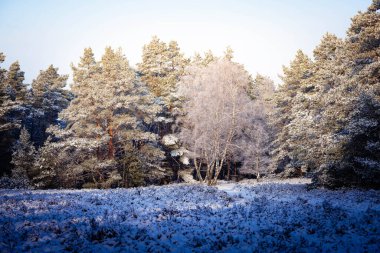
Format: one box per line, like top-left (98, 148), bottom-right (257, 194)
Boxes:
top-left (118, 152), bottom-right (144, 188)
top-left (313, 94), bottom-right (380, 189)
top-left (11, 127), bottom-right (36, 181)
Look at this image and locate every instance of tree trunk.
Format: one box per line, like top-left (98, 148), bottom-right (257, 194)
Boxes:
top-left (227, 160), bottom-right (230, 181)
top-left (206, 163), bottom-right (213, 185)
top-left (108, 125), bottom-right (114, 159)
top-left (96, 120), bottom-right (101, 159)
top-left (194, 158), bottom-right (204, 182)
top-left (255, 156), bottom-right (260, 176)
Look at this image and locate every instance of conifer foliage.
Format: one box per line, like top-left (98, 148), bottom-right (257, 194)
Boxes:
top-left (0, 54), bottom-right (29, 177)
top-left (138, 36), bottom-right (189, 100)
top-left (11, 127), bottom-right (36, 186)
top-left (33, 47), bottom-right (165, 188)
top-left (272, 0), bottom-right (380, 188)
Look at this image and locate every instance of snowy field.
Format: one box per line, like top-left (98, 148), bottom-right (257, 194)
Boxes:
top-left (0, 179), bottom-right (379, 253)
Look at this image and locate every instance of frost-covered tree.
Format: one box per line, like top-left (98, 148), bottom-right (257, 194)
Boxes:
top-left (1, 59), bottom-right (27, 120)
top-left (313, 1), bottom-right (380, 188)
top-left (28, 65), bottom-right (72, 147)
top-left (270, 0), bottom-right (380, 188)
top-left (223, 46), bottom-right (234, 61)
top-left (138, 36), bottom-right (189, 100)
top-left (32, 65), bottom-right (68, 107)
top-left (272, 50), bottom-right (313, 175)
top-left (0, 55), bottom-right (29, 177)
top-left (0, 53), bottom-right (6, 86)
top-left (34, 47), bottom-right (165, 188)
top-left (297, 33), bottom-right (346, 170)
top-left (5, 61), bottom-right (26, 101)
top-left (248, 74), bottom-right (275, 103)
top-left (202, 50), bottom-right (217, 66)
top-left (137, 37), bottom-right (192, 175)
top-left (189, 50), bottom-right (220, 69)
top-left (11, 127), bottom-right (36, 186)
top-left (0, 52), bottom-right (10, 127)
top-left (178, 59), bottom-right (265, 185)
top-left (314, 93), bottom-right (380, 188)
top-left (238, 74), bottom-right (275, 178)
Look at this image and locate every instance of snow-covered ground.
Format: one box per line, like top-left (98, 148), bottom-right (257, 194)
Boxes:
top-left (0, 179), bottom-right (379, 252)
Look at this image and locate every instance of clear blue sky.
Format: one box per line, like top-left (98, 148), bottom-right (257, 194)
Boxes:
top-left (0, 0), bottom-right (372, 85)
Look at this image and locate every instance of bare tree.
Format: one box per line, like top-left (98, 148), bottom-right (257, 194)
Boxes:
top-left (178, 59), bottom-right (264, 185)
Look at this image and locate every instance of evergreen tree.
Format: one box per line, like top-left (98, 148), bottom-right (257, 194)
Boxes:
top-left (32, 136), bottom-right (60, 188)
top-left (190, 50), bottom-right (218, 67)
top-left (301, 33), bottom-right (345, 169)
top-left (191, 52), bottom-right (203, 66)
top-left (272, 50), bottom-right (313, 175)
top-left (0, 52), bottom-right (9, 121)
top-left (202, 50), bottom-right (216, 66)
top-left (5, 61), bottom-right (26, 101)
top-left (28, 65), bottom-right (72, 147)
top-left (0, 55), bottom-right (28, 177)
top-left (138, 36), bottom-right (189, 100)
top-left (314, 93), bottom-right (380, 188)
top-left (34, 47), bottom-right (166, 188)
top-left (11, 127), bottom-right (36, 186)
top-left (0, 53), bottom-right (6, 85)
top-left (313, 1), bottom-right (380, 188)
top-left (32, 65), bottom-right (68, 107)
top-left (223, 46), bottom-right (234, 61)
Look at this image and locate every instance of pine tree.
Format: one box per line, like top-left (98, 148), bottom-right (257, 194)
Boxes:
top-left (32, 65), bottom-right (68, 107)
top-left (189, 50), bottom-right (218, 68)
top-left (272, 50), bottom-right (313, 175)
top-left (119, 152), bottom-right (144, 188)
top-left (138, 36), bottom-right (189, 100)
top-left (35, 47), bottom-right (165, 188)
top-left (28, 65), bottom-right (72, 147)
top-left (313, 1), bottom-right (380, 188)
top-left (0, 53), bottom-right (6, 85)
top-left (137, 37), bottom-right (189, 176)
top-left (5, 61), bottom-right (26, 101)
top-left (32, 136), bottom-right (60, 188)
top-left (138, 36), bottom-right (168, 97)
top-left (191, 52), bottom-right (203, 66)
top-left (0, 52), bottom-right (9, 119)
top-left (202, 50), bottom-right (216, 66)
top-left (281, 34), bottom-right (346, 173)
top-left (0, 55), bottom-right (28, 177)
top-left (300, 33), bottom-right (345, 169)
top-left (11, 127), bottom-right (36, 186)
top-left (223, 46), bottom-right (234, 61)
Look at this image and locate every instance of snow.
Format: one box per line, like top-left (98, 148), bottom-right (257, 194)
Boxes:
top-left (0, 180), bottom-right (379, 252)
top-left (161, 134), bottom-right (179, 147)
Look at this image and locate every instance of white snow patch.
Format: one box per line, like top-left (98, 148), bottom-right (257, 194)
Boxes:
top-left (0, 180), bottom-right (379, 252)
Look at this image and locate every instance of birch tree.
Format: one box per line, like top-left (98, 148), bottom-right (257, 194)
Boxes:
top-left (178, 59), bottom-right (261, 185)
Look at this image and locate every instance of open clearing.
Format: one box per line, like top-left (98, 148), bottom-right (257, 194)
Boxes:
top-left (0, 179), bottom-right (379, 252)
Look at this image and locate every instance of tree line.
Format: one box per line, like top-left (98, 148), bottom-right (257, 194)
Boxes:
top-left (0, 0), bottom-right (379, 189)
top-left (273, 0), bottom-right (380, 188)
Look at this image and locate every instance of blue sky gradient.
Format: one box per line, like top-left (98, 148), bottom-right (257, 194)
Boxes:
top-left (0, 0), bottom-right (372, 85)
